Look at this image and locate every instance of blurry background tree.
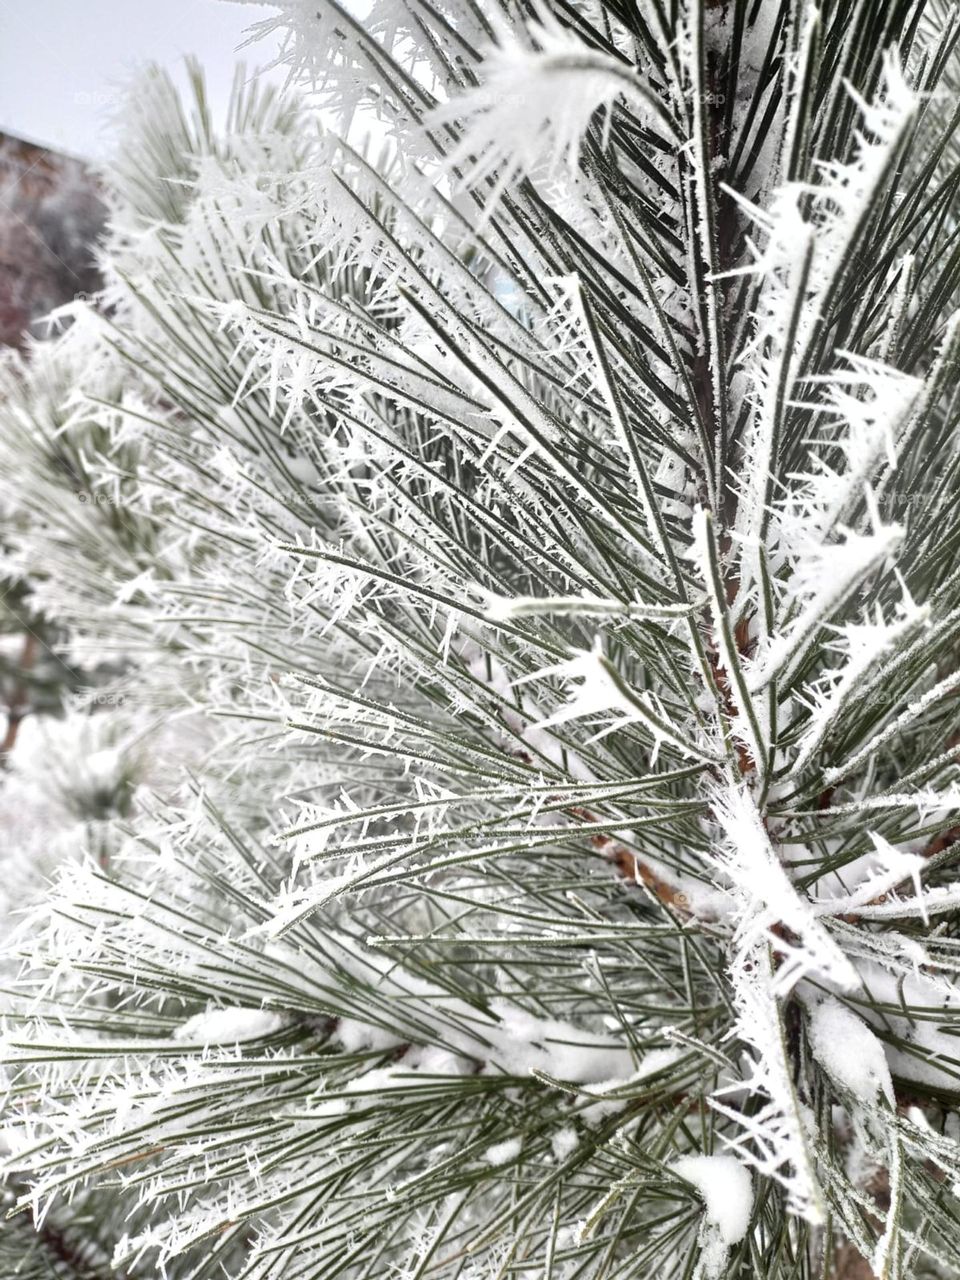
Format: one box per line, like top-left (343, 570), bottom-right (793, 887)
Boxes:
top-left (0, 131), bottom-right (105, 761)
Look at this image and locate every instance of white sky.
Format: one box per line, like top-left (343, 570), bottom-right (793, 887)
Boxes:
top-left (0, 1), bottom-right (283, 159)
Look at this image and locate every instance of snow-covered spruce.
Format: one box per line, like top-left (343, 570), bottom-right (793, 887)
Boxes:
top-left (2, 3), bottom-right (960, 1279)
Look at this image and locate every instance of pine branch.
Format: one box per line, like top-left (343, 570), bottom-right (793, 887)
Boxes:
top-left (2, 4), bottom-right (960, 1278)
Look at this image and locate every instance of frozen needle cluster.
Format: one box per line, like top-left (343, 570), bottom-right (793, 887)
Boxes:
top-left (2, 3), bottom-right (960, 1278)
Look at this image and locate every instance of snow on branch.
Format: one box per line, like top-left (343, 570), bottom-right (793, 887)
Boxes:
top-left (437, 6), bottom-right (677, 207)
top-left (801, 993), bottom-right (894, 1109)
top-left (484, 591), bottom-right (700, 622)
top-left (711, 783), bottom-right (858, 995)
top-left (712, 940), bottom-right (826, 1223)
top-left (789, 591), bottom-right (930, 776)
top-left (518, 644), bottom-right (723, 766)
top-left (734, 52), bottom-right (918, 596)
top-left (747, 507), bottom-right (903, 694)
top-left (670, 1155), bottom-right (754, 1280)
top-left (780, 356), bottom-right (922, 549)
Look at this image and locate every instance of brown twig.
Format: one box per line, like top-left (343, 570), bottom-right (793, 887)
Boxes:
top-left (564, 804), bottom-right (695, 913)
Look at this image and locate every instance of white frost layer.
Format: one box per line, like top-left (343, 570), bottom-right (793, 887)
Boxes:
top-left (672, 1154), bottom-right (753, 1279)
top-left (173, 1007), bottom-right (286, 1045)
